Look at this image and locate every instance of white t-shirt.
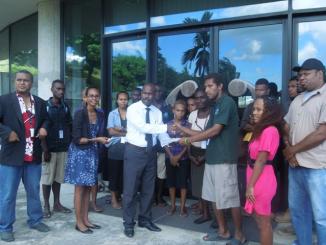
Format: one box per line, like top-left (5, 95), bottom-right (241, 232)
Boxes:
top-left (188, 110), bottom-right (210, 148)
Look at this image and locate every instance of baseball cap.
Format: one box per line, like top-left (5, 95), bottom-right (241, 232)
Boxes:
top-left (292, 58), bottom-right (325, 72)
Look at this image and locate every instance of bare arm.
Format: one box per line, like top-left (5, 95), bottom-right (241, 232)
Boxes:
top-left (283, 124), bottom-right (326, 160)
top-left (188, 124), bottom-right (223, 144)
top-left (246, 151), bottom-right (269, 204)
top-left (108, 127), bottom-right (126, 137)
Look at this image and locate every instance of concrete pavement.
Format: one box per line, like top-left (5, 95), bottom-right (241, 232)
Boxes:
top-left (2, 183), bottom-right (299, 245)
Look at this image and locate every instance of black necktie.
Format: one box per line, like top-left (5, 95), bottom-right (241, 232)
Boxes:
top-left (145, 107), bottom-right (153, 148)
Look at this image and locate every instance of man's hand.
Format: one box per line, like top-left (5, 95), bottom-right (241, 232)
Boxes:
top-left (283, 146), bottom-right (296, 161)
top-left (288, 156), bottom-right (299, 168)
top-left (43, 151), bottom-right (51, 162)
top-left (38, 128), bottom-right (48, 140)
top-left (8, 131), bottom-right (19, 142)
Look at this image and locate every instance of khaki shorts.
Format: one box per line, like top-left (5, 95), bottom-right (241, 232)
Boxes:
top-left (202, 163), bottom-right (240, 209)
top-left (157, 153), bottom-right (166, 179)
top-left (41, 152), bottom-right (67, 185)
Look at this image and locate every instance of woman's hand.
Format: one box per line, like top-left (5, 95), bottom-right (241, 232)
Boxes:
top-left (96, 137), bottom-right (110, 144)
top-left (79, 137), bottom-right (89, 144)
top-left (246, 186), bottom-right (255, 204)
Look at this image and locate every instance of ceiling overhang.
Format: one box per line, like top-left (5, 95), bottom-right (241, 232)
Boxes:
top-left (0, 0), bottom-right (40, 31)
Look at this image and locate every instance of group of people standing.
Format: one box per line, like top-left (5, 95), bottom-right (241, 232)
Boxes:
top-left (0, 57), bottom-right (326, 245)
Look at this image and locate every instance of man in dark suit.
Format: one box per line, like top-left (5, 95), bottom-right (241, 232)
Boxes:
top-left (0, 70), bottom-right (50, 242)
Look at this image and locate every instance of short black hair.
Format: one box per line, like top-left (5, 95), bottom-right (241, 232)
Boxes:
top-left (255, 78), bottom-right (269, 86)
top-left (204, 73), bottom-right (224, 86)
top-left (16, 70), bottom-right (33, 82)
top-left (116, 91), bottom-right (129, 101)
top-left (289, 76), bottom-right (297, 82)
top-left (51, 79), bottom-right (64, 88)
top-left (85, 87), bottom-right (99, 96)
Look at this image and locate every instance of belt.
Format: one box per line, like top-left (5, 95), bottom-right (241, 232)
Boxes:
top-left (248, 158), bottom-right (273, 168)
top-left (126, 143), bottom-right (157, 152)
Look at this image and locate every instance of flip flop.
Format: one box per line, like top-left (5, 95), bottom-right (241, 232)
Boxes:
top-left (191, 208), bottom-right (203, 215)
top-left (43, 207), bottom-right (51, 218)
top-left (166, 207), bottom-right (176, 216)
top-left (53, 206), bottom-right (72, 213)
top-left (92, 206), bottom-right (104, 213)
top-left (226, 237), bottom-right (248, 245)
top-left (202, 233), bottom-right (232, 241)
top-left (194, 216), bottom-right (212, 224)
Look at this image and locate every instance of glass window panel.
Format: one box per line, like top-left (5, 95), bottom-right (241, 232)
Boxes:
top-left (297, 20), bottom-right (326, 64)
top-left (104, 0), bottom-right (146, 34)
top-left (0, 28), bottom-right (10, 95)
top-left (112, 39), bottom-right (146, 107)
top-left (219, 24), bottom-right (283, 107)
top-left (293, 0), bottom-right (326, 10)
top-left (157, 31), bottom-right (210, 94)
top-left (151, 1), bottom-right (287, 27)
top-left (64, 0), bottom-right (101, 113)
top-left (10, 15), bottom-right (38, 94)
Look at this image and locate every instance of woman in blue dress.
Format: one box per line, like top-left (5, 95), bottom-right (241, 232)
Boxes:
top-left (65, 87), bottom-right (109, 234)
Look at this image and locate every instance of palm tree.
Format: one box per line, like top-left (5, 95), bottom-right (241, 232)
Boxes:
top-left (182, 11), bottom-right (212, 78)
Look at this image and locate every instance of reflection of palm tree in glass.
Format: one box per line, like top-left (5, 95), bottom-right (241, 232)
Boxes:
top-left (182, 11), bottom-right (212, 78)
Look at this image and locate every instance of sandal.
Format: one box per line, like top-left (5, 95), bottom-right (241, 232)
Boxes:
top-left (194, 216), bottom-right (212, 224)
top-left (191, 208), bottom-right (203, 216)
top-left (166, 207), bottom-right (176, 216)
top-left (226, 237), bottom-right (248, 245)
top-left (202, 233), bottom-right (232, 241)
top-left (191, 202), bottom-right (200, 210)
top-left (53, 205), bottom-right (72, 213)
top-left (91, 205), bottom-right (103, 213)
top-left (111, 203), bottom-right (122, 209)
top-left (180, 208), bottom-right (188, 218)
top-left (43, 207), bottom-right (51, 218)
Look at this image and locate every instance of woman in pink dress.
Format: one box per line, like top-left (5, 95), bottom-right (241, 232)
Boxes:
top-left (244, 96), bottom-right (282, 245)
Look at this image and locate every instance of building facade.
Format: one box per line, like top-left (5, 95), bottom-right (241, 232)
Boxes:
top-left (0, 0), bottom-right (326, 113)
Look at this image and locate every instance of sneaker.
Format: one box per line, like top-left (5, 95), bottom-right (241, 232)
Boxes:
top-left (275, 210), bottom-right (291, 223)
top-left (0, 231), bottom-right (15, 242)
top-left (31, 222), bottom-right (50, 232)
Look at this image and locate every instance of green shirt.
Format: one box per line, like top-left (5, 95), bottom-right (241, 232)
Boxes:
top-left (205, 94), bottom-right (239, 164)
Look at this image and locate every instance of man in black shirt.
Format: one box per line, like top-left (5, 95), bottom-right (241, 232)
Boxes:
top-left (41, 80), bottom-right (72, 218)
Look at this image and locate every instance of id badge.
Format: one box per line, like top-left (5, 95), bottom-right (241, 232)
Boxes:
top-left (30, 128), bottom-right (35, 138)
top-left (59, 130), bottom-right (64, 139)
top-left (200, 140), bottom-right (207, 149)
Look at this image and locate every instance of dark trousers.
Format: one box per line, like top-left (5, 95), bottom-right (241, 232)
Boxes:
top-left (108, 158), bottom-right (123, 192)
top-left (122, 144), bottom-right (157, 228)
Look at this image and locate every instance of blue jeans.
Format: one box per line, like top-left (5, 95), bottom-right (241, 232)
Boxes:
top-left (288, 167), bottom-right (326, 245)
top-left (0, 163), bottom-right (43, 232)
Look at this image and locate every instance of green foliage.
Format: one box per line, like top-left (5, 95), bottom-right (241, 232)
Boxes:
top-left (112, 55), bottom-right (146, 91)
top-left (157, 48), bottom-right (193, 92)
top-left (65, 32), bottom-right (101, 88)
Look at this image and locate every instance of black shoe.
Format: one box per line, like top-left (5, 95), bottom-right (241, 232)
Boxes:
top-left (124, 227), bottom-right (134, 238)
top-left (138, 222), bottom-right (161, 232)
top-left (86, 224), bottom-right (101, 229)
top-left (75, 225), bottom-right (93, 234)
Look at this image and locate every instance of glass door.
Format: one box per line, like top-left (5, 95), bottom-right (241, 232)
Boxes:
top-left (109, 37), bottom-right (147, 108)
top-left (218, 23), bottom-right (284, 107)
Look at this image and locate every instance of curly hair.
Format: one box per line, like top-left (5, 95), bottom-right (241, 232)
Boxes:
top-left (252, 96), bottom-right (283, 140)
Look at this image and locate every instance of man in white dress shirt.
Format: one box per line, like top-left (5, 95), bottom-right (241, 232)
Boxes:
top-left (122, 83), bottom-right (168, 238)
